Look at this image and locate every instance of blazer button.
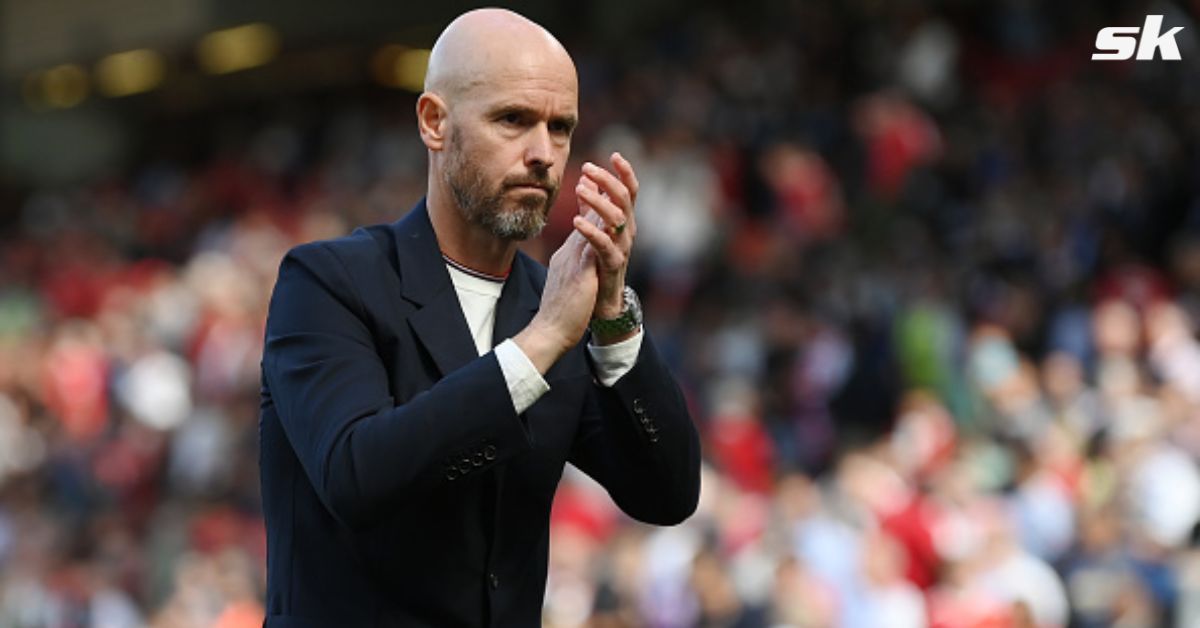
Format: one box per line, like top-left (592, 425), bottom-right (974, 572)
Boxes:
top-left (489, 573), bottom-right (499, 590)
top-left (632, 398), bottom-right (645, 414)
top-left (457, 457), bottom-right (472, 474)
top-left (472, 451), bottom-right (485, 467)
top-left (483, 444), bottom-right (497, 461)
top-left (445, 467), bottom-right (458, 481)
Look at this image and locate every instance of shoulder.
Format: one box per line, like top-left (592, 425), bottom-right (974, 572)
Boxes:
top-left (272, 224), bottom-right (398, 312)
top-left (283, 225), bottom-right (393, 275)
top-left (267, 224), bottom-right (402, 333)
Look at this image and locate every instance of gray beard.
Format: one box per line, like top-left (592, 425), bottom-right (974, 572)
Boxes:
top-left (453, 183), bottom-right (548, 241)
top-left (444, 137), bottom-right (554, 241)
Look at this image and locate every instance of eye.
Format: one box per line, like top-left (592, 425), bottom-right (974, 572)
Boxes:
top-left (499, 112), bottom-right (523, 126)
top-left (549, 120), bottom-right (572, 135)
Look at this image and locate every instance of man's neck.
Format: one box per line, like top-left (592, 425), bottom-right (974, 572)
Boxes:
top-left (427, 187), bottom-right (518, 277)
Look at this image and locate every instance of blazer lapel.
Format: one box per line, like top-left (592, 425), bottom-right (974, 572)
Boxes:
top-left (391, 200), bottom-right (479, 378)
top-left (491, 253), bottom-right (541, 348)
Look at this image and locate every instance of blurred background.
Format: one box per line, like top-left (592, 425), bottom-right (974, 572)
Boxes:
top-left (3, 0), bottom-right (1200, 626)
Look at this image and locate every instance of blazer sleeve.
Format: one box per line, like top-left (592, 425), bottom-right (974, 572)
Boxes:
top-left (568, 333), bottom-right (702, 525)
top-left (262, 243), bottom-right (533, 529)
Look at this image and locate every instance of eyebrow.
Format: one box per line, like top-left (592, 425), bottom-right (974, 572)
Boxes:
top-left (489, 104), bottom-right (578, 132)
top-left (557, 114), bottom-right (579, 132)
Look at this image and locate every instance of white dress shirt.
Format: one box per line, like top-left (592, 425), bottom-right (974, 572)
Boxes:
top-left (445, 262), bottom-right (642, 414)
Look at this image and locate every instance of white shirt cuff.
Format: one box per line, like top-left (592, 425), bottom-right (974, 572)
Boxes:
top-left (495, 338), bottom-right (551, 414)
top-left (587, 328), bottom-right (644, 387)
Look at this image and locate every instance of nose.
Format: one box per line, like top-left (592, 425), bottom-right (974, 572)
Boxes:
top-left (524, 123), bottom-right (555, 170)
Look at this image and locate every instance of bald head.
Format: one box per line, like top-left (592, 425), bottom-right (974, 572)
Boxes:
top-left (418, 9), bottom-right (579, 244)
top-left (424, 9), bottom-right (576, 101)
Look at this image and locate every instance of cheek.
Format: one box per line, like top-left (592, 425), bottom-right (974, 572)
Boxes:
top-left (473, 134), bottom-right (519, 170)
top-left (455, 137), bottom-right (501, 181)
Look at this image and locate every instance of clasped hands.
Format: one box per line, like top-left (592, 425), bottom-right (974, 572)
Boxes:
top-left (514, 152), bottom-right (639, 373)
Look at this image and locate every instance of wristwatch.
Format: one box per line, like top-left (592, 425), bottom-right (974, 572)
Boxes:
top-left (589, 286), bottom-right (642, 337)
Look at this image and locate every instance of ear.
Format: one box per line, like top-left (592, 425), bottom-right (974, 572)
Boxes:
top-left (416, 92), bottom-right (448, 151)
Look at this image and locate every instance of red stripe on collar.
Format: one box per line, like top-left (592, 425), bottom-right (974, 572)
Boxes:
top-left (441, 252), bottom-right (509, 283)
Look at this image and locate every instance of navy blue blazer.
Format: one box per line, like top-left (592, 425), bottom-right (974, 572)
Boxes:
top-left (258, 200), bottom-right (701, 627)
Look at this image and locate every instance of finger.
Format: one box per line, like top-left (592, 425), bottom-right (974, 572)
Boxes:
top-left (576, 175), bottom-right (599, 216)
top-left (563, 223), bottom-right (590, 254)
top-left (581, 208), bottom-right (605, 230)
top-left (565, 233), bottom-right (594, 273)
top-left (581, 162), bottom-right (632, 217)
top-left (572, 215), bottom-right (625, 270)
top-left (581, 163), bottom-right (637, 241)
top-left (611, 152), bottom-right (640, 206)
top-left (576, 183), bottom-right (627, 238)
top-left (574, 219), bottom-right (623, 271)
top-left (565, 224), bottom-right (585, 244)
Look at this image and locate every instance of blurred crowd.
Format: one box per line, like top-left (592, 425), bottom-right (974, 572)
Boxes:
top-left (4, 1), bottom-right (1200, 626)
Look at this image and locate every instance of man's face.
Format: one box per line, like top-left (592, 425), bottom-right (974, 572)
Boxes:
top-left (441, 71), bottom-right (578, 241)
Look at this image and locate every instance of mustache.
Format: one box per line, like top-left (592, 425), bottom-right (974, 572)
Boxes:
top-left (503, 174), bottom-right (556, 192)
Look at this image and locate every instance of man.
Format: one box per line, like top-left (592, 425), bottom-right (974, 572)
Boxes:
top-left (258, 8), bottom-right (701, 627)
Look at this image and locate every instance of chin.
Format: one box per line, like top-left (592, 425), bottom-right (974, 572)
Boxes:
top-left (507, 194), bottom-right (553, 217)
top-left (489, 209), bottom-right (547, 241)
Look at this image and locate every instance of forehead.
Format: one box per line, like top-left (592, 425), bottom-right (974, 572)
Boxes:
top-left (464, 52), bottom-right (578, 113)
